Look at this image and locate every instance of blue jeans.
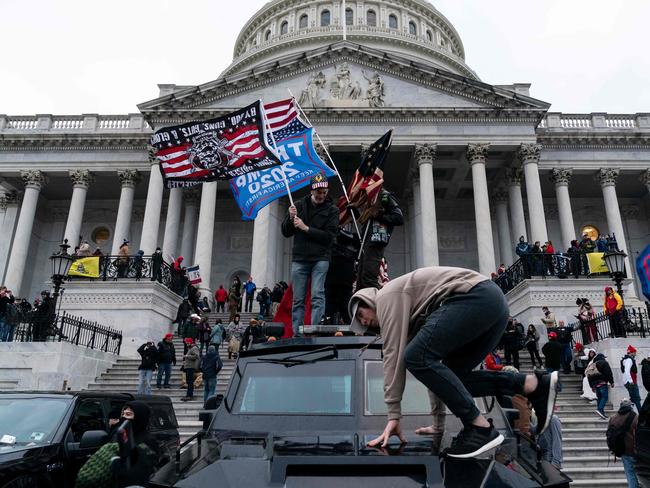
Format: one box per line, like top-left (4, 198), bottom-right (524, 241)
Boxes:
top-left (291, 260), bottom-right (329, 336)
top-left (137, 369), bottom-right (153, 395)
top-left (204, 377), bottom-right (217, 404)
top-left (626, 383), bottom-right (643, 413)
top-left (404, 280), bottom-right (526, 426)
top-left (157, 362), bottom-right (172, 387)
top-left (561, 344), bottom-right (572, 371)
top-left (596, 384), bottom-right (609, 414)
top-left (622, 455), bottom-right (640, 488)
top-left (0, 317), bottom-right (10, 342)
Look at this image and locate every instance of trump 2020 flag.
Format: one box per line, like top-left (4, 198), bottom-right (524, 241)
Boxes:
top-left (636, 244), bottom-right (650, 301)
top-left (186, 265), bottom-right (202, 285)
top-left (151, 101), bottom-right (282, 187)
top-left (229, 99), bottom-right (335, 220)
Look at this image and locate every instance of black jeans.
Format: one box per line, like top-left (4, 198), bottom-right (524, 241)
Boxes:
top-left (185, 368), bottom-right (195, 398)
top-left (404, 280), bottom-right (527, 426)
top-left (245, 294), bottom-right (254, 312)
top-left (357, 245), bottom-right (384, 290)
top-left (504, 348), bottom-right (520, 370)
top-left (216, 302), bottom-right (225, 313)
top-left (527, 345), bottom-right (543, 366)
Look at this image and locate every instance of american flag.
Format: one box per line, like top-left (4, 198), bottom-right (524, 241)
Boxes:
top-left (264, 98), bottom-right (310, 142)
top-left (338, 130), bottom-right (393, 225)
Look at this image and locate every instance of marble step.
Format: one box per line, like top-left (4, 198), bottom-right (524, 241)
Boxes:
top-left (562, 466), bottom-right (625, 480)
top-left (563, 456), bottom-right (621, 468)
top-left (570, 480), bottom-right (627, 487)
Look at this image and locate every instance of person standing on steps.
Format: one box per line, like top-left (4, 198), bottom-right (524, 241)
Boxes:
top-left (501, 321), bottom-right (521, 371)
top-left (623, 345), bottom-right (643, 413)
top-left (608, 399), bottom-right (639, 488)
top-left (181, 338), bottom-right (201, 402)
top-left (542, 332), bottom-right (562, 374)
top-left (156, 333), bottom-right (176, 389)
top-left (348, 266), bottom-right (559, 459)
top-left (136, 341), bottom-right (157, 395)
top-left (214, 285), bottom-right (227, 313)
top-left (586, 352), bottom-right (614, 420)
top-left (201, 345), bottom-right (222, 405)
top-left (243, 277), bottom-right (257, 313)
top-left (525, 324), bottom-right (544, 369)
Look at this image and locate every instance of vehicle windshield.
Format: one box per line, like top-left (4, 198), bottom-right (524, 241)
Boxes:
top-left (365, 361), bottom-right (431, 415)
top-left (234, 360), bottom-right (353, 414)
top-left (0, 397), bottom-right (71, 446)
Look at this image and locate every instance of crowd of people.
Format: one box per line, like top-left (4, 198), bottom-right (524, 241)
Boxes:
top-left (0, 286), bottom-right (59, 342)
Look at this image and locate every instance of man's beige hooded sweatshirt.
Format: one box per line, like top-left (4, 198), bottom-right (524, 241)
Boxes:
top-left (349, 266), bottom-right (488, 420)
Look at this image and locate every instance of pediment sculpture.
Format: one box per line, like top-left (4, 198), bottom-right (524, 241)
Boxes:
top-left (298, 63), bottom-right (386, 108)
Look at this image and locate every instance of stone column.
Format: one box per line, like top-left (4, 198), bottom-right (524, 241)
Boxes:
top-left (492, 187), bottom-right (513, 265)
top-left (412, 173), bottom-right (424, 268)
top-left (111, 170), bottom-right (140, 255)
top-left (415, 144), bottom-right (439, 266)
top-left (551, 168), bottom-right (576, 248)
top-left (180, 189), bottom-right (200, 264)
top-left (63, 170), bottom-right (94, 249)
top-left (139, 157), bottom-right (165, 254)
top-left (519, 143), bottom-right (548, 243)
top-left (5, 171), bottom-right (46, 295)
top-left (250, 200), bottom-right (281, 289)
top-left (162, 187), bottom-right (183, 258)
top-left (598, 168), bottom-right (631, 272)
top-left (0, 192), bottom-right (19, 283)
top-left (194, 182), bottom-right (218, 295)
top-left (505, 168), bottom-right (527, 242)
top-left (468, 144), bottom-right (496, 275)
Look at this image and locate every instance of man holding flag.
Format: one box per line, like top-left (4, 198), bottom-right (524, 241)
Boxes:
top-left (281, 174), bottom-right (339, 336)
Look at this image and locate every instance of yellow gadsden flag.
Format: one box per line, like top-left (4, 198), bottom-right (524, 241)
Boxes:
top-left (587, 252), bottom-right (610, 275)
top-left (68, 257), bottom-right (100, 278)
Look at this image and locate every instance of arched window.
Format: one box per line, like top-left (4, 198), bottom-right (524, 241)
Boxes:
top-left (320, 9), bottom-right (330, 27)
top-left (366, 10), bottom-right (377, 27)
top-left (299, 14), bottom-right (308, 29)
top-left (409, 21), bottom-right (417, 35)
top-left (345, 8), bottom-right (353, 26)
top-left (426, 29), bottom-right (433, 42)
top-left (265, 29), bottom-right (272, 41)
top-left (388, 14), bottom-right (398, 29)
top-left (280, 21), bottom-right (288, 35)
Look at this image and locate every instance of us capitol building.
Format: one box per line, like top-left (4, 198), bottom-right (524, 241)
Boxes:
top-left (1, 0), bottom-right (648, 335)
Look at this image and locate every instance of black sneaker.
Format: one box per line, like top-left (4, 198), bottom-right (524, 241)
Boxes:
top-left (527, 370), bottom-right (559, 436)
top-left (444, 425), bottom-right (504, 459)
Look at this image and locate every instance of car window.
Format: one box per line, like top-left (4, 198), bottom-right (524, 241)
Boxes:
top-left (149, 403), bottom-right (178, 430)
top-left (0, 397), bottom-right (71, 445)
top-left (234, 361), bottom-right (353, 414)
top-left (70, 399), bottom-right (105, 442)
top-left (365, 361), bottom-right (431, 415)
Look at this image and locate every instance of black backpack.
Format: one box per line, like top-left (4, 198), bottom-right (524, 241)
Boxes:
top-left (607, 412), bottom-right (635, 457)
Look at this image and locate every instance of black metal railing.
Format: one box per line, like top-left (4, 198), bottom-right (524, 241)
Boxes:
top-left (494, 252), bottom-right (624, 294)
top-left (66, 255), bottom-right (185, 295)
top-left (568, 306), bottom-right (649, 346)
top-left (11, 311), bottom-right (122, 354)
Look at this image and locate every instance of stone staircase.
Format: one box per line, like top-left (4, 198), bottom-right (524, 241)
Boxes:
top-left (515, 354), bottom-right (627, 487)
top-left (87, 336), bottom-right (231, 440)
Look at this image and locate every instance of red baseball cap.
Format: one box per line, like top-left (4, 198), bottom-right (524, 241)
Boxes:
top-left (628, 345), bottom-right (637, 354)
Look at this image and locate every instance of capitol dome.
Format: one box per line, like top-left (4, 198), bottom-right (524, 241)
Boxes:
top-left (223, 0), bottom-right (477, 79)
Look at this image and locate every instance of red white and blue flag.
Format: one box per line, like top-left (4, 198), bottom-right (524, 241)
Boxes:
top-left (152, 101), bottom-right (282, 187)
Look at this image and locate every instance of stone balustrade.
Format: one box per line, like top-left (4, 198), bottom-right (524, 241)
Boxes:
top-left (0, 113), bottom-right (151, 133)
top-left (539, 112), bottom-right (650, 130)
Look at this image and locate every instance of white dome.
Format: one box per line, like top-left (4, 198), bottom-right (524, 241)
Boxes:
top-left (223, 0), bottom-right (477, 79)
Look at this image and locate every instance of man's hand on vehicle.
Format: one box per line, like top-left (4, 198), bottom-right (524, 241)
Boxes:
top-left (368, 419), bottom-right (406, 448)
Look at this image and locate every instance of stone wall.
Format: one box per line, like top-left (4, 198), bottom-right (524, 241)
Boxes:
top-left (0, 341), bottom-right (117, 391)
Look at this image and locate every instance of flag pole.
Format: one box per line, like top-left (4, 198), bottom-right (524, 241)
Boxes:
top-left (261, 100), bottom-right (294, 207)
top-left (288, 89), bottom-right (361, 237)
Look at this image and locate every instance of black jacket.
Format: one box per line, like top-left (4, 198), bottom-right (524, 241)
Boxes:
top-left (157, 340), bottom-right (176, 365)
top-left (641, 358), bottom-right (650, 391)
top-left (542, 340), bottom-right (563, 370)
top-left (201, 351), bottom-right (223, 379)
top-left (367, 191), bottom-right (404, 247)
top-left (281, 194), bottom-right (338, 262)
top-left (501, 329), bottom-right (521, 351)
top-left (241, 325), bottom-right (266, 351)
top-left (588, 354), bottom-right (614, 386)
top-left (137, 343), bottom-right (158, 370)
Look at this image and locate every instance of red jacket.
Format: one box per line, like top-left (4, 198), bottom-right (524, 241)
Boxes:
top-left (215, 288), bottom-right (228, 303)
top-left (485, 353), bottom-right (503, 371)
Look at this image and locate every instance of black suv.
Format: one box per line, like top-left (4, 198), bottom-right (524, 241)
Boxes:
top-left (0, 391), bottom-right (179, 488)
top-left (151, 337), bottom-right (571, 488)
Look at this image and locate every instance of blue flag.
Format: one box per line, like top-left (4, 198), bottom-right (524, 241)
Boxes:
top-left (229, 127), bottom-right (335, 220)
top-left (636, 244), bottom-right (650, 302)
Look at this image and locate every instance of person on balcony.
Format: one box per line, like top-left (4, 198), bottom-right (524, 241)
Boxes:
top-left (116, 240), bottom-right (130, 278)
top-left (543, 241), bottom-right (555, 276)
top-left (515, 236), bottom-right (531, 278)
top-left (151, 247), bottom-right (163, 283)
top-left (172, 256), bottom-right (187, 296)
top-left (77, 240), bottom-right (92, 257)
top-left (604, 286), bottom-right (625, 338)
top-left (133, 250), bottom-right (145, 281)
top-left (567, 240), bottom-right (582, 277)
top-left (530, 241), bottom-right (544, 276)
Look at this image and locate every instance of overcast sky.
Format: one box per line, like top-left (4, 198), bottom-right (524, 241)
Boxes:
top-left (1, 0), bottom-right (648, 115)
